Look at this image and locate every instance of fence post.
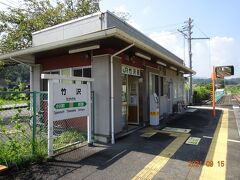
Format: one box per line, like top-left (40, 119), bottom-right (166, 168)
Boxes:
top-left (32, 91), bottom-right (37, 155)
top-left (48, 80), bottom-right (54, 157)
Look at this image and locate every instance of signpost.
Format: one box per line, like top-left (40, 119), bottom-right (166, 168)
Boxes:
top-left (41, 74), bottom-right (94, 157)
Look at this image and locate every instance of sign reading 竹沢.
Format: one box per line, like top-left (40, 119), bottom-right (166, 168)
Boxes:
top-left (122, 65), bottom-right (141, 76)
top-left (52, 83), bottom-right (88, 121)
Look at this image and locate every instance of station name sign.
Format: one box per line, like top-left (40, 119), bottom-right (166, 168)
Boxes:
top-left (52, 83), bottom-right (88, 121)
top-left (122, 65), bottom-right (141, 76)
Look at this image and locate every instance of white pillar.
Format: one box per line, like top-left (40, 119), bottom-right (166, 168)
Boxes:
top-left (47, 79), bottom-right (54, 157)
top-left (30, 64), bottom-right (41, 92)
top-left (87, 82), bottom-right (92, 145)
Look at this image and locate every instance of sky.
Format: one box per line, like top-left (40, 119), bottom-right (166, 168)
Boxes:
top-left (0, 0), bottom-right (239, 78)
top-left (100, 0), bottom-right (240, 78)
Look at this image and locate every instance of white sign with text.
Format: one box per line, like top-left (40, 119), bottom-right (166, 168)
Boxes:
top-left (51, 83), bottom-right (89, 121)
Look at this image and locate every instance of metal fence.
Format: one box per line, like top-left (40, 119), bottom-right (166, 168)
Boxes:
top-left (50, 92), bottom-right (95, 155)
top-left (0, 91), bottom-right (48, 167)
top-left (0, 90), bottom-right (94, 167)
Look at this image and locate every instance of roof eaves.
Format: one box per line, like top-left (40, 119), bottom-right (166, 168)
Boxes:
top-left (0, 27), bottom-right (118, 61)
top-left (114, 28), bottom-right (195, 74)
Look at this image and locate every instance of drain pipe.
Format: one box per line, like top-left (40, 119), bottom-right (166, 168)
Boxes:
top-left (10, 57), bottom-right (34, 91)
top-left (10, 57), bottom-right (32, 67)
top-left (110, 43), bottom-right (134, 144)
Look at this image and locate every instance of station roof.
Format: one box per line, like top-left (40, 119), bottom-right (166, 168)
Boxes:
top-left (0, 27), bottom-right (195, 74)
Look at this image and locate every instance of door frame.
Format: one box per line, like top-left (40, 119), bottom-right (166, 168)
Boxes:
top-left (128, 76), bottom-right (139, 125)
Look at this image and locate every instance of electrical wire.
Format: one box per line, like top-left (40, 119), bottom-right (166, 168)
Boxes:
top-left (194, 24), bottom-right (209, 39)
top-left (0, 1), bottom-right (16, 8)
top-left (5, 0), bottom-right (17, 7)
top-left (142, 22), bottom-right (183, 31)
top-left (208, 39), bottom-right (212, 76)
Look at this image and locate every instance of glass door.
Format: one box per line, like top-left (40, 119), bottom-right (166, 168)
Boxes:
top-left (122, 75), bottom-right (128, 129)
top-left (128, 76), bottom-right (139, 124)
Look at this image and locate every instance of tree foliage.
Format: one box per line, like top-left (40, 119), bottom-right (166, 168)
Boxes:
top-left (193, 84), bottom-right (211, 104)
top-left (0, 0), bottom-right (100, 53)
top-left (0, 0), bottom-right (100, 85)
top-left (0, 64), bottom-right (30, 86)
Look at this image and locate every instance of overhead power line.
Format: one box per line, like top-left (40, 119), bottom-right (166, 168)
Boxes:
top-left (0, 1), bottom-right (16, 8)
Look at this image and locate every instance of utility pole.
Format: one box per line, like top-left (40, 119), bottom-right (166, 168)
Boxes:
top-left (178, 18), bottom-right (210, 105)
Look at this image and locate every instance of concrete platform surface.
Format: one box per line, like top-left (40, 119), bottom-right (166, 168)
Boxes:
top-left (1, 104), bottom-right (240, 180)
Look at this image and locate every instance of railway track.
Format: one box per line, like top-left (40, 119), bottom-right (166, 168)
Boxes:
top-left (216, 94), bottom-right (232, 106)
top-left (233, 94), bottom-right (240, 105)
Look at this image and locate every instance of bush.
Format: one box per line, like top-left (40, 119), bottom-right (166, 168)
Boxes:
top-left (193, 85), bottom-right (211, 103)
top-left (0, 110), bottom-right (47, 168)
top-left (225, 85), bottom-right (240, 94)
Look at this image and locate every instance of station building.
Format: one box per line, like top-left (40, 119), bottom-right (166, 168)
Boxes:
top-left (0, 11), bottom-right (194, 143)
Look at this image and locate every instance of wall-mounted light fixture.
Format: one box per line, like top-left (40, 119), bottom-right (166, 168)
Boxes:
top-left (170, 66), bottom-right (177, 71)
top-left (69, 45), bottom-right (100, 54)
top-left (156, 61), bottom-right (167, 67)
top-left (179, 70), bottom-right (185, 74)
top-left (135, 52), bottom-right (151, 61)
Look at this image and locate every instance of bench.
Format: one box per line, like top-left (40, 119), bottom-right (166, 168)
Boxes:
top-left (0, 165), bottom-right (7, 173)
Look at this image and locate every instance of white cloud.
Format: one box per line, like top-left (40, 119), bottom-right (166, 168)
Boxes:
top-left (143, 6), bottom-right (151, 15)
top-left (113, 5), bottom-right (127, 13)
top-left (112, 5), bottom-right (142, 31)
top-left (149, 31), bottom-right (184, 59)
top-left (149, 32), bottom-right (240, 78)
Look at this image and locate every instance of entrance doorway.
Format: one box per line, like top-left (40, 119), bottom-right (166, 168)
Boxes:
top-left (128, 76), bottom-right (139, 124)
top-left (122, 75), bottom-right (140, 127)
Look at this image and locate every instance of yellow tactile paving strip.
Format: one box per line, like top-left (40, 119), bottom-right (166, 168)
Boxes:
top-left (132, 129), bottom-right (190, 180)
top-left (199, 109), bottom-right (228, 180)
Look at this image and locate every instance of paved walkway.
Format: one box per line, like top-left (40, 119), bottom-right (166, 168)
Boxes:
top-left (1, 102), bottom-right (240, 180)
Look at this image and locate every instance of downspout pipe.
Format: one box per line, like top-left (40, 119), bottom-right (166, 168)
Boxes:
top-left (10, 57), bottom-right (32, 67)
top-left (110, 43), bottom-right (134, 144)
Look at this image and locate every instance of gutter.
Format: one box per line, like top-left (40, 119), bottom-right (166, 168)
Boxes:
top-left (110, 43), bottom-right (134, 144)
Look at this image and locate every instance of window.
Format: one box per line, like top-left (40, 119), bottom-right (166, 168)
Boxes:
top-left (173, 82), bottom-right (177, 99)
top-left (160, 77), bottom-right (164, 96)
top-left (42, 67), bottom-right (91, 90)
top-left (178, 82), bottom-right (183, 98)
top-left (42, 70), bottom-right (60, 91)
top-left (163, 78), bottom-right (168, 96)
top-left (73, 67), bottom-right (91, 84)
top-left (83, 68), bottom-right (91, 78)
top-left (73, 67), bottom-right (91, 77)
top-left (73, 69), bottom-right (82, 77)
top-left (149, 73), bottom-right (159, 96)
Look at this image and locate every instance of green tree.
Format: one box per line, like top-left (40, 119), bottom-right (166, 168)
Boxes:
top-left (0, 64), bottom-right (30, 86)
top-left (0, 0), bottom-right (100, 53)
top-left (0, 0), bottom-right (100, 85)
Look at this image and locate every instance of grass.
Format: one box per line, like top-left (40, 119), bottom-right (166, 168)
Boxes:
top-left (225, 85), bottom-right (240, 94)
top-left (53, 131), bottom-right (87, 150)
top-left (0, 99), bottom-right (29, 106)
top-left (0, 135), bottom-right (47, 168)
top-left (0, 129), bottom-right (87, 168)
